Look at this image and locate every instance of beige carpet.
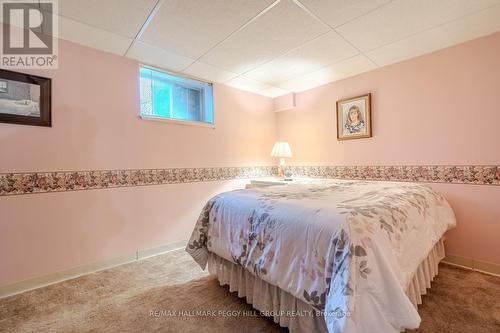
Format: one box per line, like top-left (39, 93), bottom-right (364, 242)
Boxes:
top-left (0, 249), bottom-right (499, 333)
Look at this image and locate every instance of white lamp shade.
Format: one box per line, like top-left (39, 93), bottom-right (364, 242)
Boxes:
top-left (270, 141), bottom-right (292, 158)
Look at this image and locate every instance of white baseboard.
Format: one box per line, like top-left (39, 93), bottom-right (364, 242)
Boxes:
top-left (442, 255), bottom-right (500, 277)
top-left (137, 239), bottom-right (188, 260)
top-left (0, 239), bottom-right (188, 299)
top-left (3, 244), bottom-right (496, 299)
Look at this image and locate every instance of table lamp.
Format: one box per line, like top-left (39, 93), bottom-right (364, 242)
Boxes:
top-left (270, 141), bottom-right (293, 180)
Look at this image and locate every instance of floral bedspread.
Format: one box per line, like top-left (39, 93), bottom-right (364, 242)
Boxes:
top-left (186, 179), bottom-right (456, 333)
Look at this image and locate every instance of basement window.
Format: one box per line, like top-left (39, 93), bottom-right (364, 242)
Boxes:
top-left (139, 66), bottom-right (214, 126)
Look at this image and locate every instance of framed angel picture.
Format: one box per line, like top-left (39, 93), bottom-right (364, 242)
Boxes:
top-left (336, 93), bottom-right (371, 140)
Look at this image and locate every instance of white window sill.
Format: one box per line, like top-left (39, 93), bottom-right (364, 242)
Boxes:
top-left (140, 114), bottom-right (215, 128)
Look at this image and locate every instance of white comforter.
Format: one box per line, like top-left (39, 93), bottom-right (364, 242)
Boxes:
top-left (187, 179), bottom-right (456, 333)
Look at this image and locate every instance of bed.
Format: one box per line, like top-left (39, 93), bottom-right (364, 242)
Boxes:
top-left (186, 179), bottom-right (456, 333)
top-left (0, 98), bottom-right (40, 116)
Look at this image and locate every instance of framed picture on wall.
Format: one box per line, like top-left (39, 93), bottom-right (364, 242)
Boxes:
top-left (0, 69), bottom-right (51, 127)
top-left (336, 93), bottom-right (371, 140)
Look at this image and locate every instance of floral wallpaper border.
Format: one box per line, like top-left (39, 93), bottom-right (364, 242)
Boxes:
top-left (0, 166), bottom-right (278, 196)
top-left (284, 165), bottom-right (500, 186)
top-left (0, 165), bottom-right (498, 196)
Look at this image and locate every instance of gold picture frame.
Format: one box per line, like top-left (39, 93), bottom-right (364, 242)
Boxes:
top-left (336, 93), bottom-right (371, 140)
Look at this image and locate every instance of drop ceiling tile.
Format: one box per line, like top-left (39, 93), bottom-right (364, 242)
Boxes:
top-left (336, 0), bottom-right (500, 52)
top-left (277, 55), bottom-right (376, 92)
top-left (183, 61), bottom-right (239, 83)
top-left (127, 41), bottom-right (194, 71)
top-left (366, 4), bottom-right (500, 67)
top-left (140, 0), bottom-right (276, 59)
top-left (200, 0), bottom-right (329, 74)
top-left (58, 16), bottom-right (132, 56)
top-left (245, 31), bottom-right (359, 85)
top-left (258, 86), bottom-right (291, 98)
top-left (299, 0), bottom-right (391, 28)
top-left (225, 76), bottom-right (271, 93)
top-left (58, 0), bottom-right (157, 38)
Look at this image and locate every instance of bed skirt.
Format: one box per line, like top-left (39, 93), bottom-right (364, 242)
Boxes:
top-left (406, 238), bottom-right (445, 307)
top-left (207, 238), bottom-right (446, 332)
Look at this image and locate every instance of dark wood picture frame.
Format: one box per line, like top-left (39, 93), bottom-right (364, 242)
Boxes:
top-left (336, 93), bottom-right (371, 140)
top-left (0, 69), bottom-right (51, 127)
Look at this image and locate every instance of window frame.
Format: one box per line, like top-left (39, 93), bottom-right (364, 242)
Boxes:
top-left (139, 65), bottom-right (215, 128)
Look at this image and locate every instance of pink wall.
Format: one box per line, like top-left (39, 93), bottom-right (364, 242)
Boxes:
top-left (0, 42), bottom-right (276, 172)
top-left (0, 39), bottom-right (276, 287)
top-left (273, 93), bottom-right (295, 112)
top-left (0, 180), bottom-right (251, 286)
top-left (276, 32), bottom-right (500, 265)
